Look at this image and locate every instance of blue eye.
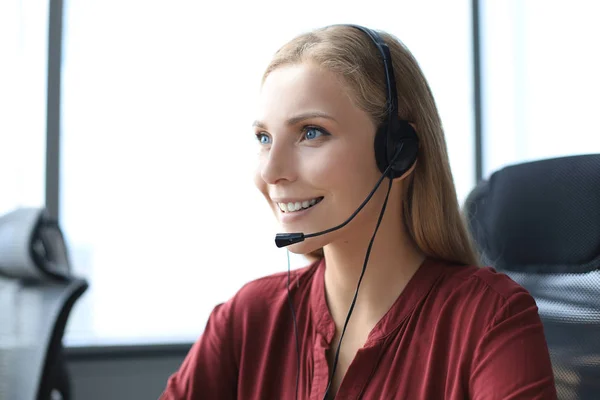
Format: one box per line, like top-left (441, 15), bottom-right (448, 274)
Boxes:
top-left (256, 133), bottom-right (271, 145)
top-left (304, 127), bottom-right (327, 140)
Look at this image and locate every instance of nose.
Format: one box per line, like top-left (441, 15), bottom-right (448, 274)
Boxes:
top-left (260, 141), bottom-right (297, 185)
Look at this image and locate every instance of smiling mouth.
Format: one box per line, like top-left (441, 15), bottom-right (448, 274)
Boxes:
top-left (277, 197), bottom-right (324, 213)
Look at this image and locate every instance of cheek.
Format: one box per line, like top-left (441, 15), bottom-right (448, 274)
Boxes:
top-left (303, 152), bottom-right (340, 188)
top-left (309, 143), bottom-right (379, 198)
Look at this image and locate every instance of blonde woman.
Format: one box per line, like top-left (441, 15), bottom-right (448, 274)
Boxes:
top-left (161, 25), bottom-right (556, 400)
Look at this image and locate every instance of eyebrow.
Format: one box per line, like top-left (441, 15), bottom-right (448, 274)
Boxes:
top-left (252, 111), bottom-right (337, 129)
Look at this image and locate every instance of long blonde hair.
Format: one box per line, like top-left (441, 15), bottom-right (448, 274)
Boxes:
top-left (263, 25), bottom-right (479, 266)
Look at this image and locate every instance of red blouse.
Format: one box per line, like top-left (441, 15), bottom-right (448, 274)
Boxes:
top-left (160, 258), bottom-right (557, 399)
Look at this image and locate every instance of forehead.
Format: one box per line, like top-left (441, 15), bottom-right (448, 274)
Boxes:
top-left (257, 63), bottom-right (356, 122)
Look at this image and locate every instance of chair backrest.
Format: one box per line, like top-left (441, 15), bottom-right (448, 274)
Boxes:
top-left (464, 154), bottom-right (600, 400)
top-left (0, 278), bottom-right (88, 400)
top-left (0, 207), bottom-right (88, 400)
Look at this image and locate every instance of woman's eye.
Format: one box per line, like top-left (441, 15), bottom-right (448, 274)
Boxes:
top-left (304, 127), bottom-right (328, 141)
top-left (256, 133), bottom-right (271, 145)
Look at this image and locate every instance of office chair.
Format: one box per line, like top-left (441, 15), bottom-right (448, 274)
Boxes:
top-left (464, 154), bottom-right (600, 400)
top-left (0, 208), bottom-right (89, 400)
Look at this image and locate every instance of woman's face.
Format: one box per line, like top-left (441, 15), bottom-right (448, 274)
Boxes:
top-left (253, 62), bottom-right (387, 254)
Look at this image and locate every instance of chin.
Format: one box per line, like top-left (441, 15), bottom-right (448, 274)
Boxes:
top-left (284, 241), bottom-right (319, 255)
top-left (281, 234), bottom-right (329, 258)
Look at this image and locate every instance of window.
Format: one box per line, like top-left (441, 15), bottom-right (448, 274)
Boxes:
top-left (61, 0), bottom-right (475, 344)
top-left (0, 0), bottom-right (48, 216)
top-left (481, 0), bottom-right (600, 177)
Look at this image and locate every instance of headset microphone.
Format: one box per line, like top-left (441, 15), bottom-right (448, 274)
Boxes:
top-left (274, 144), bottom-right (403, 248)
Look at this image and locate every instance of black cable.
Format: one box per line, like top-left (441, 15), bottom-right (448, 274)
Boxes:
top-left (286, 147), bottom-right (402, 398)
top-left (286, 250), bottom-right (300, 400)
top-left (322, 177), bottom-right (394, 400)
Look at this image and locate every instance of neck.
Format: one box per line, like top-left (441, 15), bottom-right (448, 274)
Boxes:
top-left (322, 199), bottom-right (425, 333)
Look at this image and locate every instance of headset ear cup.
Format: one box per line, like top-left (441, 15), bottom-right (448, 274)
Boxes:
top-left (374, 124), bottom-right (391, 175)
top-left (375, 120), bottom-right (419, 179)
top-left (389, 137), bottom-right (418, 179)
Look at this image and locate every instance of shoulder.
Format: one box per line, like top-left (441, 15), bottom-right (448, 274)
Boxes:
top-left (442, 263), bottom-right (530, 299)
top-left (431, 261), bottom-right (539, 330)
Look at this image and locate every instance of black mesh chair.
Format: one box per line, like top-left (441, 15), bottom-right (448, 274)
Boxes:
top-left (464, 154), bottom-right (600, 400)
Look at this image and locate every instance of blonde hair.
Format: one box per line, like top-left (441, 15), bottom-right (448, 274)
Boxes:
top-left (263, 25), bottom-right (479, 266)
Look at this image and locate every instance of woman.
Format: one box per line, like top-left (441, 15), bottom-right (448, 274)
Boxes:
top-left (161, 25), bottom-right (556, 399)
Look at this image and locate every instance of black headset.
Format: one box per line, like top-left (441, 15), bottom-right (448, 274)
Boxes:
top-left (348, 24), bottom-right (419, 179)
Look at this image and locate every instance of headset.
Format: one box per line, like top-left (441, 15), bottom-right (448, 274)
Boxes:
top-left (277, 24), bottom-right (420, 400)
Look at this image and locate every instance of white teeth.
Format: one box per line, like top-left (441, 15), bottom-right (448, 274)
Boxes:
top-left (277, 197), bottom-right (321, 213)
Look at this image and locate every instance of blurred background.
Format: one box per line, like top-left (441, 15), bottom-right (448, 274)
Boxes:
top-left (1, 0), bottom-right (599, 399)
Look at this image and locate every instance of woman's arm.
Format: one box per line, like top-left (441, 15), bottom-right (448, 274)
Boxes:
top-left (159, 302), bottom-right (238, 400)
top-left (470, 291), bottom-right (557, 399)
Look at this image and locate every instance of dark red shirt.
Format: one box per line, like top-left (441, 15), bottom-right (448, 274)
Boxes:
top-left (160, 258), bottom-right (557, 399)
